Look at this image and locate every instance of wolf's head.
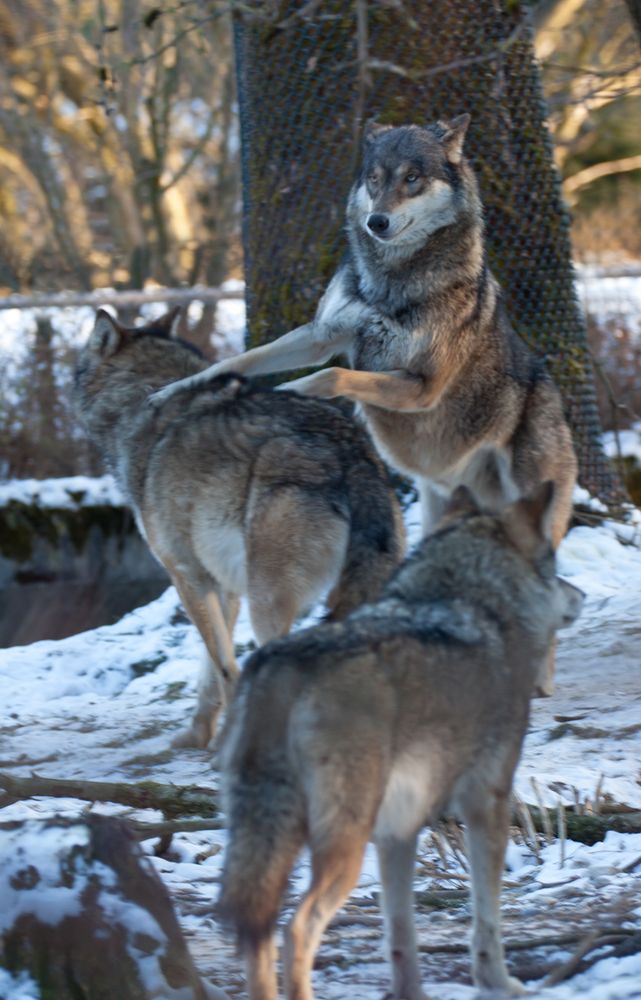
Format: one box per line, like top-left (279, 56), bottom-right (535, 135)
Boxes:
top-left (348, 115), bottom-right (478, 249)
top-left (74, 308), bottom-right (207, 432)
top-left (387, 449), bottom-right (584, 647)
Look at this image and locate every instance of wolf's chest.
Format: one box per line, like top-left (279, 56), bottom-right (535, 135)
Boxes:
top-left (351, 320), bottom-right (416, 371)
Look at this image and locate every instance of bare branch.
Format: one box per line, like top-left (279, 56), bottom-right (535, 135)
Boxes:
top-left (0, 771), bottom-right (218, 819)
top-left (564, 154), bottom-right (641, 198)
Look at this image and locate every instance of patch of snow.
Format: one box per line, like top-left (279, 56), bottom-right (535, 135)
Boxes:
top-left (1, 488), bottom-right (641, 997)
top-left (0, 970), bottom-right (41, 1000)
top-left (603, 422), bottom-right (641, 464)
top-left (0, 822), bottom-right (91, 931)
top-left (0, 474), bottom-right (124, 508)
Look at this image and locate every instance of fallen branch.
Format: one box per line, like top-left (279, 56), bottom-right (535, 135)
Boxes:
top-left (314, 929), bottom-right (638, 971)
top-left (0, 772), bottom-right (218, 820)
top-left (543, 930), bottom-right (641, 986)
top-left (129, 817), bottom-right (224, 839)
top-left (525, 805), bottom-right (641, 845)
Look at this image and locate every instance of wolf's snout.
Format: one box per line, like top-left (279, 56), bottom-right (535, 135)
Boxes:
top-left (367, 213), bottom-right (390, 235)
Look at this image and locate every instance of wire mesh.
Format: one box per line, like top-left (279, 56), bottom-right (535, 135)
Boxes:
top-left (233, 0), bottom-right (624, 505)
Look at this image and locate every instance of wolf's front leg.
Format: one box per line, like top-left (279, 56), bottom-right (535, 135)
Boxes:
top-left (281, 367), bottom-right (445, 412)
top-left (149, 320), bottom-right (349, 407)
top-left (461, 791), bottom-right (527, 997)
top-left (377, 834), bottom-right (429, 1000)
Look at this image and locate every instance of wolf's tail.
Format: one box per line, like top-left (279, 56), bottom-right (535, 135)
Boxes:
top-left (327, 457), bottom-right (404, 621)
top-left (217, 750), bottom-right (305, 949)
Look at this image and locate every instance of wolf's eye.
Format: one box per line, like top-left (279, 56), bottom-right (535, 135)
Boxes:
top-left (405, 172), bottom-right (419, 184)
top-left (368, 172), bottom-right (378, 184)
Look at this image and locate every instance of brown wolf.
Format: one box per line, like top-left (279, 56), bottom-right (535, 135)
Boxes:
top-left (74, 309), bottom-right (403, 748)
top-left (148, 117), bottom-right (577, 548)
top-left (217, 452), bottom-right (583, 1000)
top-left (149, 116), bottom-right (577, 693)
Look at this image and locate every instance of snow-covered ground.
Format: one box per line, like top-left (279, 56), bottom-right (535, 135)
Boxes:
top-left (1, 272), bottom-right (641, 997)
top-left (1, 491), bottom-right (640, 999)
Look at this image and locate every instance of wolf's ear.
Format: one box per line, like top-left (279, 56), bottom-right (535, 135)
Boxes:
top-left (363, 119), bottom-right (394, 145)
top-left (504, 480), bottom-right (556, 554)
top-left (462, 447), bottom-right (519, 509)
top-left (438, 113), bottom-right (471, 165)
top-left (152, 306), bottom-right (182, 340)
top-left (444, 484), bottom-right (481, 519)
top-left (90, 309), bottom-right (123, 357)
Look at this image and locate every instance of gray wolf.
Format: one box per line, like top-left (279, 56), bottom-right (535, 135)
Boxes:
top-left (74, 309), bottom-right (403, 748)
top-left (217, 452), bottom-right (583, 1000)
top-left (150, 115), bottom-right (577, 694)
top-left (149, 115), bottom-right (576, 546)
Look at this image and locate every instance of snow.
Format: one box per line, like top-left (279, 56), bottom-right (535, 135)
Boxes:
top-left (0, 473), bottom-right (124, 509)
top-left (1, 493), bottom-right (641, 997)
top-left (603, 422), bottom-right (641, 465)
top-left (0, 274), bottom-right (640, 996)
top-left (0, 970), bottom-right (41, 1000)
top-left (0, 823), bottom-right (90, 932)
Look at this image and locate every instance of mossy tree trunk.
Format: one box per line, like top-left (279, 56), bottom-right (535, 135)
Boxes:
top-left (234, 0), bottom-right (621, 504)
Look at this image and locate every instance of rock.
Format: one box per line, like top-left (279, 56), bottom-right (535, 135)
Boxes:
top-left (0, 814), bottom-right (229, 1000)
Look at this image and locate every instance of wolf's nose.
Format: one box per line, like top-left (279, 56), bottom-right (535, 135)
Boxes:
top-left (367, 213), bottom-right (390, 235)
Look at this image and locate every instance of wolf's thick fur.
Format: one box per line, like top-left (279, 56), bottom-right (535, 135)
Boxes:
top-left (74, 310), bottom-right (403, 748)
top-left (150, 116), bottom-right (576, 548)
top-left (150, 116), bottom-right (577, 695)
top-left (217, 456), bottom-right (583, 1000)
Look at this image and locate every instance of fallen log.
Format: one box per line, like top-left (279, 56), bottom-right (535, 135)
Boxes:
top-left (0, 771), bottom-right (217, 820)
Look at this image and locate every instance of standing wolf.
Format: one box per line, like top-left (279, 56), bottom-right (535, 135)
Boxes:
top-left (150, 114), bottom-right (577, 553)
top-left (217, 454), bottom-right (584, 1000)
top-left (74, 309), bottom-right (403, 748)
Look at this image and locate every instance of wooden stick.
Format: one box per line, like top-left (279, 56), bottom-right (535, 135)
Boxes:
top-left (0, 771), bottom-right (218, 820)
top-left (0, 286), bottom-right (242, 311)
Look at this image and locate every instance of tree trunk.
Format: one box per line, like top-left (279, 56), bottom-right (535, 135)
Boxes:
top-left (233, 0), bottom-right (622, 504)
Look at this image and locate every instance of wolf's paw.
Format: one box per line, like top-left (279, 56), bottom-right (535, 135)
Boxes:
top-left (477, 978), bottom-right (527, 998)
top-left (381, 991), bottom-right (431, 1000)
top-left (170, 722), bottom-right (213, 749)
top-left (504, 977), bottom-right (527, 997)
top-left (148, 383), bottom-right (182, 409)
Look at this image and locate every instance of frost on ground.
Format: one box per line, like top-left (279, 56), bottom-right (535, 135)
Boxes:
top-left (1, 493), bottom-right (641, 999)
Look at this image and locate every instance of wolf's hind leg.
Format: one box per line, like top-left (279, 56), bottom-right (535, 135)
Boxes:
top-left (283, 831), bottom-right (369, 1000)
top-left (244, 935), bottom-right (278, 1000)
top-left (169, 571), bottom-right (240, 748)
top-left (247, 489), bottom-right (348, 643)
top-left (377, 834), bottom-right (428, 1000)
top-left (460, 789), bottom-right (526, 997)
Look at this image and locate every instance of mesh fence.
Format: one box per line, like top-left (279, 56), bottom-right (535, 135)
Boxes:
top-left (233, 0), bottom-right (624, 506)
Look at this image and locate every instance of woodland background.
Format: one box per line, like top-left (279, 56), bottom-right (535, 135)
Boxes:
top-left (0, 0), bottom-right (640, 480)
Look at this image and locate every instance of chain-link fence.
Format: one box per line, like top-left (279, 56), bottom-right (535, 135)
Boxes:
top-left (234, 0), bottom-right (625, 505)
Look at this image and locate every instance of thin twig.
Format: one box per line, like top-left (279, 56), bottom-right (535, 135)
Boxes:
top-left (558, 800), bottom-right (567, 868)
top-left (530, 778), bottom-right (555, 845)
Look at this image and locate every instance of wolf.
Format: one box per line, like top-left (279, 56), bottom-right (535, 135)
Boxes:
top-left (217, 453), bottom-right (584, 1000)
top-left (149, 115), bottom-right (577, 694)
top-left (149, 115), bottom-right (576, 548)
top-left (74, 309), bottom-right (403, 748)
